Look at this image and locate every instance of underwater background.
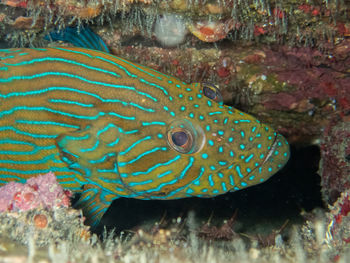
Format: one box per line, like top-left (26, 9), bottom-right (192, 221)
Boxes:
top-left (0, 0), bottom-right (349, 262)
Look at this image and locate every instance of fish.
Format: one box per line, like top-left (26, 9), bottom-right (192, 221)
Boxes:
top-left (0, 27), bottom-right (290, 227)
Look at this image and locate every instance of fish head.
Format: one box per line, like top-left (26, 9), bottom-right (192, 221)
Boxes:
top-left (117, 81), bottom-right (290, 199)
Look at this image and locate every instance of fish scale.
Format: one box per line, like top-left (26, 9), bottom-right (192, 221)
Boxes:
top-left (0, 46), bottom-right (290, 227)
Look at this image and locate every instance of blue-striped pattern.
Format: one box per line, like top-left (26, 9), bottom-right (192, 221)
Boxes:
top-left (0, 47), bottom-right (290, 227)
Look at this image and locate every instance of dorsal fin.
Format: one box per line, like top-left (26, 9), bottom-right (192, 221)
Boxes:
top-left (45, 26), bottom-right (110, 53)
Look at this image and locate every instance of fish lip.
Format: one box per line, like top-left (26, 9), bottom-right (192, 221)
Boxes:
top-left (241, 135), bottom-right (279, 177)
top-left (261, 135), bottom-right (279, 165)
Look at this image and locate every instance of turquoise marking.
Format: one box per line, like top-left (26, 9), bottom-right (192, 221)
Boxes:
top-left (0, 126), bottom-right (57, 139)
top-left (0, 175), bottom-right (27, 183)
top-left (0, 86), bottom-right (155, 112)
top-left (0, 139), bottom-right (35, 146)
top-left (208, 174), bottom-right (214, 186)
top-left (157, 170), bottom-right (172, 178)
top-left (3, 57), bottom-right (121, 78)
top-left (52, 47), bottom-right (139, 78)
top-left (138, 78), bottom-right (171, 97)
top-left (108, 138), bottom-right (120, 147)
top-left (90, 152), bottom-right (117, 164)
top-left (0, 144), bottom-right (55, 155)
top-left (142, 121), bottom-right (166, 126)
top-left (221, 182), bottom-right (227, 192)
top-left (129, 179), bottom-right (153, 187)
top-left (0, 49), bottom-right (22, 53)
top-left (229, 175), bottom-right (235, 186)
top-left (16, 120), bottom-right (80, 129)
top-left (63, 133), bottom-right (90, 141)
top-left (245, 154), bottom-right (254, 163)
top-left (127, 155), bottom-right (181, 176)
top-left (208, 111), bottom-right (222, 115)
top-left (186, 188), bottom-right (194, 194)
top-left (119, 136), bottom-right (151, 156)
top-left (0, 105), bottom-right (134, 121)
top-left (0, 72), bottom-right (157, 102)
top-left (119, 147), bottom-right (168, 167)
top-left (50, 99), bottom-right (94, 107)
top-left (81, 140), bottom-right (100, 152)
top-left (0, 153), bottom-right (56, 165)
top-left (0, 55), bottom-right (14, 60)
top-left (202, 153), bottom-right (208, 159)
top-left (236, 165), bottom-right (244, 178)
top-left (97, 176), bottom-right (122, 184)
top-left (0, 166), bottom-right (74, 174)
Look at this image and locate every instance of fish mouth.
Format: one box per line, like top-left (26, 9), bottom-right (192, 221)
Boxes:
top-left (261, 135), bottom-right (279, 166)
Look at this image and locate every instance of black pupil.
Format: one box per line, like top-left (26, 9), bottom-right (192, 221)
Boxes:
top-left (172, 131), bottom-right (188, 146)
top-left (203, 86), bottom-right (217, 100)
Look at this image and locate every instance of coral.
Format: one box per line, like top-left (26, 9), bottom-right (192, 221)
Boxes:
top-left (0, 207), bottom-right (91, 247)
top-left (1, 0), bottom-right (349, 47)
top-left (154, 13), bottom-right (187, 47)
top-left (0, 174), bottom-right (90, 247)
top-left (328, 191), bottom-right (350, 249)
top-left (319, 119), bottom-right (350, 204)
top-left (187, 18), bottom-right (234, 42)
top-left (0, 172), bottom-right (71, 212)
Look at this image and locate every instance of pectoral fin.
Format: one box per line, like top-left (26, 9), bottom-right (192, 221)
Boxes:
top-left (75, 184), bottom-right (117, 228)
top-left (55, 122), bottom-right (124, 227)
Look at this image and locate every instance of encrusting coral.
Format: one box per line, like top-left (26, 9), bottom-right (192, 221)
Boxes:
top-left (0, 172), bottom-right (71, 212)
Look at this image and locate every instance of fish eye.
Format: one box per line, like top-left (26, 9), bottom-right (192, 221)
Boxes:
top-left (202, 83), bottom-right (223, 103)
top-left (167, 119), bottom-right (205, 154)
top-left (168, 128), bottom-right (193, 153)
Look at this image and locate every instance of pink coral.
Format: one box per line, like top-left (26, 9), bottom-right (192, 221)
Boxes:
top-left (0, 172), bottom-right (71, 212)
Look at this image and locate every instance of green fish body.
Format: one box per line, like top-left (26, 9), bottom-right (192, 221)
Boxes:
top-left (0, 47), bottom-right (289, 226)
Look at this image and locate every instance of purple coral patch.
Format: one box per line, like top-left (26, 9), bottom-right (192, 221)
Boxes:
top-left (0, 172), bottom-right (71, 212)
